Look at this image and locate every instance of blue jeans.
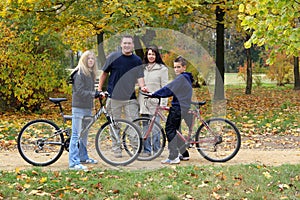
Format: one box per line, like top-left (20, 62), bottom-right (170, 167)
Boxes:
top-left (142, 114), bottom-right (161, 153)
top-left (69, 107), bottom-right (92, 167)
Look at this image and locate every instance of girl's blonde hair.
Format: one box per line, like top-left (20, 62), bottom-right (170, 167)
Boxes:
top-left (72, 50), bottom-right (97, 81)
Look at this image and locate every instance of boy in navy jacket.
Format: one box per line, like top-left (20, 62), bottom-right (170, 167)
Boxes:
top-left (151, 56), bottom-right (193, 164)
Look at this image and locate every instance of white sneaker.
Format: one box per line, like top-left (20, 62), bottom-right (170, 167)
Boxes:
top-left (161, 157), bottom-right (180, 164)
top-left (81, 158), bottom-right (98, 164)
top-left (69, 164), bottom-right (88, 171)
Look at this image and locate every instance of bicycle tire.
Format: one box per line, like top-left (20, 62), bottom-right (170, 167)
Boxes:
top-left (195, 118), bottom-right (241, 162)
top-left (133, 117), bottom-right (166, 161)
top-left (17, 119), bottom-right (64, 166)
top-left (95, 119), bottom-right (142, 166)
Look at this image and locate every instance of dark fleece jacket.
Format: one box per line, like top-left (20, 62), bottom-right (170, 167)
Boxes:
top-left (152, 72), bottom-right (193, 111)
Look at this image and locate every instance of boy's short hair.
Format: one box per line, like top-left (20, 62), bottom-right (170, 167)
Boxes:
top-left (174, 56), bottom-right (187, 66)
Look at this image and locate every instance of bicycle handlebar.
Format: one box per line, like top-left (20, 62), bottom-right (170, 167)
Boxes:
top-left (98, 91), bottom-right (109, 99)
top-left (139, 90), bottom-right (153, 97)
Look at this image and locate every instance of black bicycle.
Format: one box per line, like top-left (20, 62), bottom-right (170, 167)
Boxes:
top-left (17, 92), bottom-right (142, 166)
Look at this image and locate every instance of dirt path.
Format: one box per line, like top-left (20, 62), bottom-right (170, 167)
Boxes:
top-left (1, 148), bottom-right (299, 171)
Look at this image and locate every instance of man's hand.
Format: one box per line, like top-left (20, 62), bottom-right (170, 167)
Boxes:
top-left (140, 86), bottom-right (149, 92)
top-left (95, 90), bottom-right (106, 98)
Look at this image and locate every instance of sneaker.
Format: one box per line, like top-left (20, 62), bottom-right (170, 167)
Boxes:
top-left (161, 157), bottom-right (180, 164)
top-left (114, 152), bottom-right (122, 158)
top-left (179, 154), bottom-right (190, 161)
top-left (81, 158), bottom-right (98, 164)
top-left (179, 150), bottom-right (190, 161)
top-left (69, 164), bottom-right (88, 171)
top-left (140, 152), bottom-right (151, 157)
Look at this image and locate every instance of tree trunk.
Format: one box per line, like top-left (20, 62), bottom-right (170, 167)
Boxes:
top-left (141, 29), bottom-right (156, 47)
top-left (294, 56), bottom-right (300, 90)
top-left (97, 32), bottom-right (106, 68)
top-left (245, 35), bottom-right (252, 94)
top-left (133, 35), bottom-right (144, 60)
top-left (97, 32), bottom-right (108, 90)
top-left (214, 6), bottom-right (225, 100)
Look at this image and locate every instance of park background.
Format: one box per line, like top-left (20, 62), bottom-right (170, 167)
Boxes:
top-left (0, 0), bottom-right (299, 199)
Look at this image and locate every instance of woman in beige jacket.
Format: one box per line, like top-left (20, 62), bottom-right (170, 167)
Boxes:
top-left (138, 45), bottom-right (168, 156)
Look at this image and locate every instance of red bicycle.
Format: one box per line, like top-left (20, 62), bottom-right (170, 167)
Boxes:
top-left (133, 91), bottom-right (241, 162)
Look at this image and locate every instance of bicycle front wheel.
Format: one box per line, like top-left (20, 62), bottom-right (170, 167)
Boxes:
top-left (133, 117), bottom-right (166, 161)
top-left (195, 118), bottom-right (241, 162)
top-left (95, 119), bottom-right (142, 166)
top-left (17, 119), bottom-right (64, 166)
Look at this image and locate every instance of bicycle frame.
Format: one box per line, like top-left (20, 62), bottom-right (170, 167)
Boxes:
top-left (51, 95), bottom-right (121, 147)
top-left (78, 95), bottom-right (123, 146)
top-left (143, 95), bottom-right (219, 147)
top-left (137, 90), bottom-right (241, 163)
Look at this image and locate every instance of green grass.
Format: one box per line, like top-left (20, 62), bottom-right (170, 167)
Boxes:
top-left (0, 164), bottom-right (299, 199)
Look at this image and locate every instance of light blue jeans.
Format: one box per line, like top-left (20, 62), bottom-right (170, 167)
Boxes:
top-left (142, 114), bottom-right (161, 153)
top-left (69, 107), bottom-right (92, 167)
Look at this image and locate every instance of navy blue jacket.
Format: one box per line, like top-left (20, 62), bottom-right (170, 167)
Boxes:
top-left (152, 72), bottom-right (193, 111)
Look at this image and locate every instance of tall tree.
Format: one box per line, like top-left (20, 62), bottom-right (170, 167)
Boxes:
top-left (294, 57), bottom-right (300, 90)
top-left (214, 5), bottom-right (225, 100)
top-left (238, 0), bottom-right (300, 90)
top-left (245, 34), bottom-right (253, 94)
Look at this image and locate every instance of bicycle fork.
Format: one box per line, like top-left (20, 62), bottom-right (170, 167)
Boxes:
top-left (107, 116), bottom-right (121, 146)
top-left (201, 120), bottom-right (223, 151)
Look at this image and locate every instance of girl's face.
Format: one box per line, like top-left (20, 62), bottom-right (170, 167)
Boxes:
top-left (147, 49), bottom-right (156, 64)
top-left (173, 62), bottom-right (186, 76)
top-left (87, 55), bottom-right (95, 68)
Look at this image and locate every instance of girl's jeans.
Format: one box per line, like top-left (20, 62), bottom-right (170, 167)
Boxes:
top-left (69, 107), bottom-right (92, 167)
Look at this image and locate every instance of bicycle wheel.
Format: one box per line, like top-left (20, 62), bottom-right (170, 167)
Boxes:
top-left (133, 117), bottom-right (166, 161)
top-left (195, 118), bottom-right (241, 162)
top-left (17, 119), bottom-right (64, 166)
top-left (95, 119), bottom-right (142, 166)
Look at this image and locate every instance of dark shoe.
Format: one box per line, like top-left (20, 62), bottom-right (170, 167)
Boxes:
top-left (179, 150), bottom-right (190, 161)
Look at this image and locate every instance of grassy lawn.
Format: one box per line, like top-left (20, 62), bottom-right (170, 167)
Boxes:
top-left (0, 164), bottom-right (299, 199)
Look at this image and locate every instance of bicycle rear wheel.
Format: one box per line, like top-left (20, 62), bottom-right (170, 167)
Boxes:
top-left (195, 118), bottom-right (241, 162)
top-left (133, 117), bottom-right (166, 161)
top-left (95, 119), bottom-right (142, 166)
top-left (17, 119), bottom-right (64, 166)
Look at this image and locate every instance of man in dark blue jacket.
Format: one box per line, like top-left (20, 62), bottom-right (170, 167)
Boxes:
top-left (151, 56), bottom-right (194, 164)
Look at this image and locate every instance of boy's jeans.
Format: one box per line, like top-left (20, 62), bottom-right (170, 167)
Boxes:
top-left (165, 107), bottom-right (192, 160)
top-left (69, 107), bottom-right (92, 167)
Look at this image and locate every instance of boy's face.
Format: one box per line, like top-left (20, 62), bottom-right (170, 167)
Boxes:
top-left (173, 62), bottom-right (186, 76)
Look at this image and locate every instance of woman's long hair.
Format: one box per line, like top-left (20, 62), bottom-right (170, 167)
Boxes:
top-left (143, 45), bottom-right (165, 65)
top-left (72, 50), bottom-right (97, 81)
